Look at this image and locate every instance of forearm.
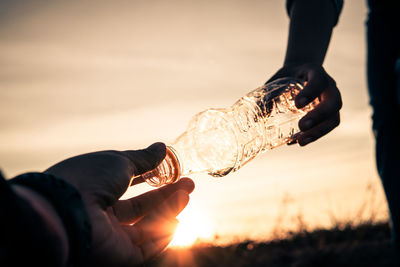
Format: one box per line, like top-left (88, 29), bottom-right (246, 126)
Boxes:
top-left (11, 185), bottom-right (69, 266)
top-left (284, 0), bottom-right (337, 66)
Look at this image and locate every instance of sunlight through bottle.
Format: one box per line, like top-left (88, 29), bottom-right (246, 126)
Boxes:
top-left (135, 77), bottom-right (319, 187)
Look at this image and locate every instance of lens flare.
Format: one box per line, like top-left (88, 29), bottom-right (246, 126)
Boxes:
top-left (170, 203), bottom-right (213, 247)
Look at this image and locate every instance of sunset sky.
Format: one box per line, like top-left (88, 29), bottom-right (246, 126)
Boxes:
top-left (0, 0), bottom-right (387, 245)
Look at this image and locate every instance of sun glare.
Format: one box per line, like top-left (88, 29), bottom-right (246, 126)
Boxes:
top-left (170, 203), bottom-right (213, 247)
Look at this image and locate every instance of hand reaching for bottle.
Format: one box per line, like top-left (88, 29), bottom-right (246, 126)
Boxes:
top-left (45, 142), bottom-right (195, 267)
top-left (267, 63), bottom-right (342, 146)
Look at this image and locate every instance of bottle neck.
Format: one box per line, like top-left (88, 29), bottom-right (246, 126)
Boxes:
top-left (141, 146), bottom-right (181, 187)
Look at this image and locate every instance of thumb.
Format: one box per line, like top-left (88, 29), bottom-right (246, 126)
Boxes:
top-left (124, 142), bottom-right (166, 176)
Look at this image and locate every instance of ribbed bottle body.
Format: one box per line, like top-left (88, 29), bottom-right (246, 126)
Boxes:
top-left (172, 108), bottom-right (239, 177)
top-left (225, 77), bottom-right (318, 173)
top-left (244, 77), bottom-right (317, 150)
top-left (137, 77), bottom-right (318, 186)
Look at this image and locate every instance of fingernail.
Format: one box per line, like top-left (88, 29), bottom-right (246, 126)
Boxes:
top-left (178, 178), bottom-right (195, 193)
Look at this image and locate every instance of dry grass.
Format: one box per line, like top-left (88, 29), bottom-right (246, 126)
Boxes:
top-left (147, 181), bottom-right (396, 267)
top-left (148, 221), bottom-right (396, 267)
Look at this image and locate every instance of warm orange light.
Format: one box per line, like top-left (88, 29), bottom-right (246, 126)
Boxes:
top-left (170, 203), bottom-right (213, 247)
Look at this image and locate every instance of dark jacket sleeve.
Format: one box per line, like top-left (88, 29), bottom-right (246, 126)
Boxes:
top-left (286, 0), bottom-right (344, 26)
top-left (0, 172), bottom-right (61, 266)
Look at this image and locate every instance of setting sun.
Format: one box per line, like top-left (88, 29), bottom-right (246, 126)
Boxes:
top-left (170, 203), bottom-right (213, 247)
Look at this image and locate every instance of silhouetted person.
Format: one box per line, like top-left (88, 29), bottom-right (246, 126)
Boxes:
top-left (0, 143), bottom-right (194, 266)
top-left (272, 0), bottom-right (400, 259)
top-left (366, 0), bottom-right (400, 257)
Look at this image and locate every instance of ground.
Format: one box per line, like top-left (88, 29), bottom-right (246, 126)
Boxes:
top-left (148, 222), bottom-right (397, 267)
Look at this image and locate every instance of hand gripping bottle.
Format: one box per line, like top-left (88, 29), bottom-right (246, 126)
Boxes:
top-left (134, 77), bottom-right (318, 186)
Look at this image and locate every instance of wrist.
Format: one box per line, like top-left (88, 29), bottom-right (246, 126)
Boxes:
top-left (12, 185), bottom-right (69, 266)
top-left (283, 61), bottom-right (322, 69)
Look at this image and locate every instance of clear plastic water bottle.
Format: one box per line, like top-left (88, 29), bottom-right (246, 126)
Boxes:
top-left (135, 77), bottom-right (319, 187)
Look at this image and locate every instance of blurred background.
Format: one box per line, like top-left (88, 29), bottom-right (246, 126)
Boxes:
top-left (0, 0), bottom-right (387, 246)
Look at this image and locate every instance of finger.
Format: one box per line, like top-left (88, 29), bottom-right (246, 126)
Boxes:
top-left (136, 216), bottom-right (178, 251)
top-left (134, 190), bottom-right (189, 242)
top-left (295, 68), bottom-right (331, 108)
top-left (287, 137), bottom-right (298, 146)
top-left (141, 218), bottom-right (178, 244)
top-left (121, 222), bottom-right (176, 264)
top-left (112, 178), bottom-right (194, 224)
top-left (140, 230), bottom-right (176, 261)
top-left (130, 176), bottom-right (144, 186)
top-left (266, 68), bottom-right (292, 84)
top-left (298, 86), bottom-right (342, 132)
top-left (297, 112), bottom-right (340, 146)
top-left (139, 189), bottom-right (190, 223)
top-left (123, 142), bottom-right (166, 176)
top-left (121, 224), bottom-right (143, 244)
